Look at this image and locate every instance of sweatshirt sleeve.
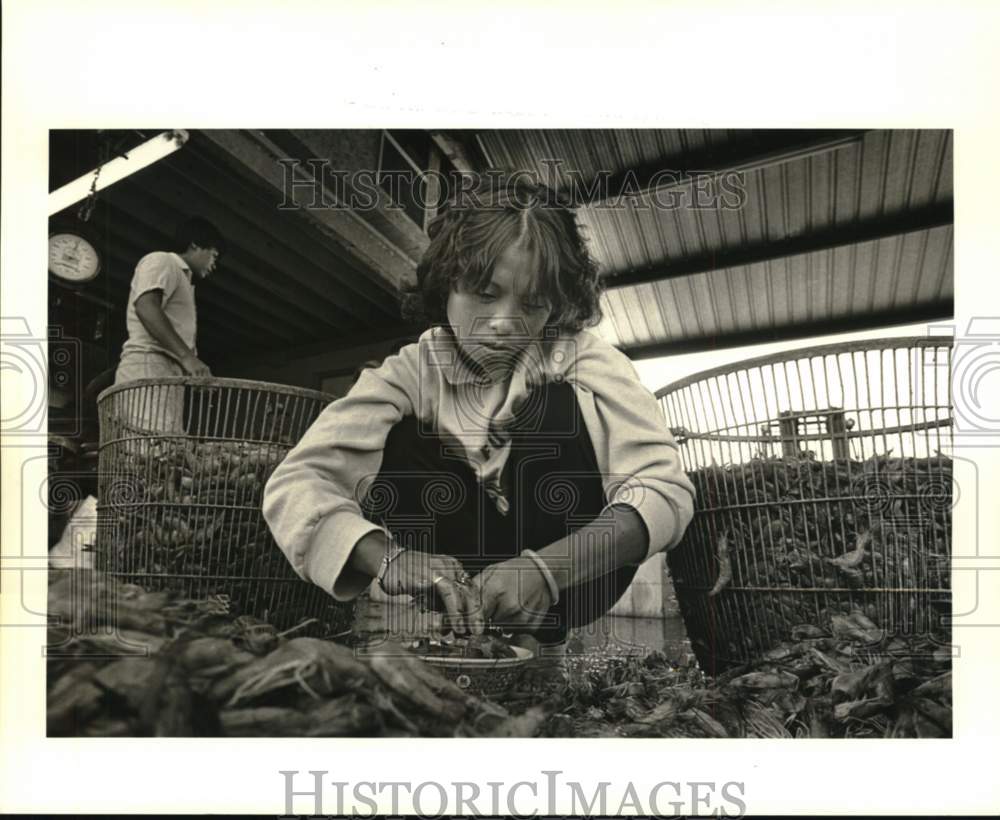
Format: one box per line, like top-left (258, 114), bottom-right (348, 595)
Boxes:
top-left (262, 352), bottom-right (417, 601)
top-left (570, 337), bottom-right (696, 561)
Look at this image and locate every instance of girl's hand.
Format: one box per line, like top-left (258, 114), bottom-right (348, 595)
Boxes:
top-left (382, 551), bottom-right (483, 635)
top-left (473, 556), bottom-right (555, 632)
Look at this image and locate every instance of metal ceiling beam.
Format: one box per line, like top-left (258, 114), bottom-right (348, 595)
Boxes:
top-left (574, 129), bottom-right (870, 207)
top-left (620, 301), bottom-right (953, 361)
top-left (184, 138), bottom-right (407, 321)
top-left (603, 202), bottom-right (954, 290)
top-left (198, 129), bottom-right (418, 294)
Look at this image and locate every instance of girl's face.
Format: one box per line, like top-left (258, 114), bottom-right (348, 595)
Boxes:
top-left (446, 242), bottom-right (552, 373)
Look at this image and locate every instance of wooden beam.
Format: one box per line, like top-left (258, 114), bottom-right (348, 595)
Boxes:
top-left (217, 321), bottom-right (427, 372)
top-left (183, 137), bottom-right (405, 319)
top-left (198, 129), bottom-right (418, 294)
top-left (92, 261), bottom-right (263, 359)
top-left (603, 203), bottom-right (954, 289)
top-left (95, 206), bottom-right (301, 348)
top-left (620, 302), bottom-right (953, 360)
top-left (428, 131), bottom-right (479, 175)
top-left (423, 144), bottom-right (442, 231)
top-left (264, 129), bottom-right (431, 263)
top-left (99, 256), bottom-right (288, 354)
top-left (104, 185), bottom-right (357, 335)
top-left (108, 172), bottom-right (385, 332)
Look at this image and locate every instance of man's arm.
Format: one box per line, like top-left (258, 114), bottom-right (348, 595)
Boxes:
top-left (134, 291), bottom-right (211, 377)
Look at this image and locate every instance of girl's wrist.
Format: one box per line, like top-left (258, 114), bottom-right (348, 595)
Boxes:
top-left (377, 541), bottom-right (407, 594)
top-left (349, 528), bottom-right (394, 578)
top-left (521, 549), bottom-right (562, 606)
top-left (525, 548), bottom-right (571, 590)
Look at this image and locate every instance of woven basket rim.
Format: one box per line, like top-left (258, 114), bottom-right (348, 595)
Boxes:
top-left (654, 335), bottom-right (952, 399)
top-left (418, 645), bottom-right (533, 670)
top-left (98, 376), bottom-right (334, 405)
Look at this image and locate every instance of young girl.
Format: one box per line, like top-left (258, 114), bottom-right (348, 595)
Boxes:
top-left (263, 176), bottom-right (696, 647)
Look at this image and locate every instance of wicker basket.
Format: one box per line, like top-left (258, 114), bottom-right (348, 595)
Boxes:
top-left (657, 337), bottom-right (953, 673)
top-left (95, 376), bottom-right (351, 634)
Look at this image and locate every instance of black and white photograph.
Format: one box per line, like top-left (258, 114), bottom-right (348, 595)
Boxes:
top-left (3, 1), bottom-right (999, 816)
top-left (43, 126), bottom-right (955, 740)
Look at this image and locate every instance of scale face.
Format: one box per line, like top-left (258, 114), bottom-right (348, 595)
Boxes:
top-left (49, 231), bottom-right (102, 284)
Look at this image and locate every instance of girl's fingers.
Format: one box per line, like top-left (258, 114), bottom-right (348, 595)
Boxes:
top-left (431, 556), bottom-right (464, 581)
top-left (478, 576), bottom-right (501, 624)
top-left (426, 557), bottom-right (477, 629)
top-left (447, 582), bottom-right (474, 635)
top-left (430, 554), bottom-right (451, 571)
top-left (456, 582), bottom-right (485, 635)
top-left (431, 577), bottom-right (468, 634)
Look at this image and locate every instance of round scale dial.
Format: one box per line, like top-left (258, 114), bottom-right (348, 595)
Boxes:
top-left (49, 232), bottom-right (101, 283)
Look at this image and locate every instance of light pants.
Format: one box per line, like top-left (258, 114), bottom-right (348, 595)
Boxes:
top-left (113, 351), bottom-right (186, 435)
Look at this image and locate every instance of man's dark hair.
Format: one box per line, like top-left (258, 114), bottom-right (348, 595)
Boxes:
top-left (173, 216), bottom-right (225, 254)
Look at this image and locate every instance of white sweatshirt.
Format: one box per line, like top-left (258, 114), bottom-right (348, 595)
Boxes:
top-left (262, 325), bottom-right (696, 601)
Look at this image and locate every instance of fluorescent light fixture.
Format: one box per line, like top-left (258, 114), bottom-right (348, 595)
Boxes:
top-left (48, 130), bottom-right (190, 216)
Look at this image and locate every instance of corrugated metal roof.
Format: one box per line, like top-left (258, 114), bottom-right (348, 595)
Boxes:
top-left (49, 129), bottom-right (953, 364)
top-left (478, 129), bottom-right (953, 355)
top-left (599, 224), bottom-right (954, 347)
top-left (485, 128), bottom-right (754, 185)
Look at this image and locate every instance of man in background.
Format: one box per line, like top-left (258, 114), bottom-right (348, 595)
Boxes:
top-left (113, 216), bottom-right (224, 431)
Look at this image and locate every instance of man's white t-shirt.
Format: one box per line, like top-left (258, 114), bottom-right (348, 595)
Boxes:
top-left (121, 251), bottom-right (197, 359)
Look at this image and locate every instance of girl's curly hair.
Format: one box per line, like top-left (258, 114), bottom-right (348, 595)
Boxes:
top-left (399, 174), bottom-right (604, 334)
